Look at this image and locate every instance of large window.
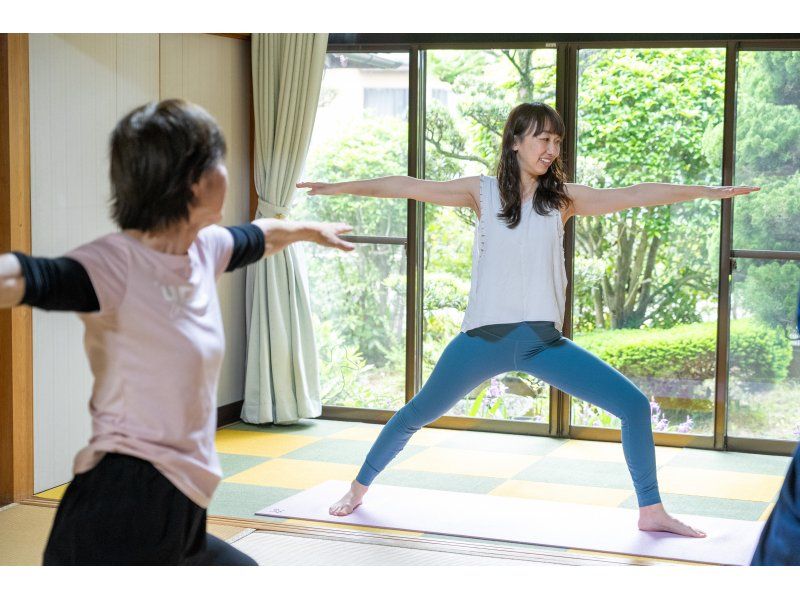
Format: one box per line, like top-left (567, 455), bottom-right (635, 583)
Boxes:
top-left (423, 48), bottom-right (557, 422)
top-left (300, 37), bottom-right (800, 454)
top-left (571, 48), bottom-right (726, 436)
top-left (295, 52), bottom-right (409, 410)
top-left (727, 50), bottom-right (800, 441)
top-left (728, 259), bottom-right (799, 440)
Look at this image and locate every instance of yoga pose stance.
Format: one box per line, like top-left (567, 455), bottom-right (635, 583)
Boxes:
top-left (0, 99), bottom-right (354, 565)
top-left (298, 102), bottom-right (759, 538)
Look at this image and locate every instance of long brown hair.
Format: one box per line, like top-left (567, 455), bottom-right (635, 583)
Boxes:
top-left (496, 103), bottom-right (570, 228)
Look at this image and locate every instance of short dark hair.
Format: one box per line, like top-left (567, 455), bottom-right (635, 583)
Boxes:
top-left (109, 99), bottom-right (227, 232)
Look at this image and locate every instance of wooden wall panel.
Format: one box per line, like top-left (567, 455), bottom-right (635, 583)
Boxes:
top-left (28, 34), bottom-right (159, 492)
top-left (160, 33), bottom-right (252, 410)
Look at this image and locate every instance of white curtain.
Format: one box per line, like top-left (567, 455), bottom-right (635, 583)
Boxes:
top-left (242, 33), bottom-right (328, 424)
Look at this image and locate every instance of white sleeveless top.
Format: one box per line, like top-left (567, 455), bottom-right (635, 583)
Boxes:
top-left (460, 174), bottom-right (568, 333)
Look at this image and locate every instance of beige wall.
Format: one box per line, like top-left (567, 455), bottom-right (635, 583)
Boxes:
top-left (28, 33), bottom-right (250, 492)
top-left (160, 34), bottom-right (251, 416)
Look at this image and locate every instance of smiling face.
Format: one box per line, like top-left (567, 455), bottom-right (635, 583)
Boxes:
top-left (513, 124), bottom-right (563, 179)
top-left (496, 103), bottom-right (569, 227)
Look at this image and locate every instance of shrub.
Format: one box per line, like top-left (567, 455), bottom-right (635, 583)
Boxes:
top-left (574, 319), bottom-right (792, 382)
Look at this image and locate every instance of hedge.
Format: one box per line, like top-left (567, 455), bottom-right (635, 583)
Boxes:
top-left (574, 319), bottom-right (792, 382)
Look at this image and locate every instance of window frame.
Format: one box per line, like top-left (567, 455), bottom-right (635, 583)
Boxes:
top-left (318, 35), bottom-right (800, 457)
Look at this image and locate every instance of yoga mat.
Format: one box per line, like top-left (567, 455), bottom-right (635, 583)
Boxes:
top-left (256, 480), bottom-right (764, 565)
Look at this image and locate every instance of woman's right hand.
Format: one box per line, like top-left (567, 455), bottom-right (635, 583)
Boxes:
top-left (0, 253), bottom-right (25, 309)
top-left (296, 181), bottom-right (339, 196)
top-left (258, 218), bottom-right (355, 256)
top-left (309, 222), bottom-right (356, 251)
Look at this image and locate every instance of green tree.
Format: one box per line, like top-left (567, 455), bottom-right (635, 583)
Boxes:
top-left (726, 51), bottom-right (800, 337)
top-left (295, 117), bottom-right (407, 370)
top-left (736, 262), bottom-right (800, 333)
top-left (425, 48), bottom-right (726, 332)
top-left (574, 48), bottom-right (725, 330)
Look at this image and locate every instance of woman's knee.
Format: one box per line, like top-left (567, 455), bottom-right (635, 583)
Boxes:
top-left (396, 400), bottom-right (434, 430)
top-left (401, 386), bottom-right (460, 429)
top-left (619, 390), bottom-right (652, 425)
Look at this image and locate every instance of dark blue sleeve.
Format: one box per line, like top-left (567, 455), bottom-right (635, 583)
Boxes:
top-left (224, 224), bottom-right (265, 272)
top-left (12, 252), bottom-right (100, 312)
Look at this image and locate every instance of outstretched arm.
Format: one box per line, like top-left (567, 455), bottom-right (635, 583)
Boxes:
top-left (0, 252), bottom-right (100, 312)
top-left (252, 218), bottom-right (356, 257)
top-left (0, 254), bottom-right (24, 308)
top-left (297, 176), bottom-right (481, 214)
top-left (565, 183), bottom-right (760, 219)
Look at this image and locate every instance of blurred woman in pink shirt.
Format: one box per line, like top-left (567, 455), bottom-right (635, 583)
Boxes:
top-left (0, 99), bottom-right (354, 565)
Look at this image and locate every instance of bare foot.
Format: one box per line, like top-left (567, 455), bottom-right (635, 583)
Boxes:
top-left (638, 503), bottom-right (706, 538)
top-left (329, 480), bottom-right (369, 516)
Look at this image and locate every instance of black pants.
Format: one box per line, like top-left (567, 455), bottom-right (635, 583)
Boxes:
top-left (43, 453), bottom-right (256, 565)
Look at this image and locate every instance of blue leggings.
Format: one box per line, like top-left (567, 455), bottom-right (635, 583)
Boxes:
top-left (356, 321), bottom-right (661, 507)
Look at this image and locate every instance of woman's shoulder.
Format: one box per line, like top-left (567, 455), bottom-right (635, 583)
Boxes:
top-left (69, 232), bottom-right (130, 262)
top-left (475, 174), bottom-right (498, 216)
top-left (478, 174), bottom-right (499, 195)
top-left (196, 224), bottom-right (229, 243)
top-left (196, 224), bottom-right (237, 276)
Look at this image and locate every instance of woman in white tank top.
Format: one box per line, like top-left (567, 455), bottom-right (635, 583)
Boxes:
top-left (299, 103), bottom-right (758, 538)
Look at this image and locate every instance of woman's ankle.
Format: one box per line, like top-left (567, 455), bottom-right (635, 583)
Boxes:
top-left (351, 479), bottom-right (369, 494)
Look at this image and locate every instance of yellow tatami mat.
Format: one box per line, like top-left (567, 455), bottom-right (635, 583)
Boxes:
top-left (0, 504), bottom-right (56, 566)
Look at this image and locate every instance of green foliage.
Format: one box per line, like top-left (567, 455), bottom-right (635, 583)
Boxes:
top-left (302, 240), bottom-right (404, 371)
top-left (426, 49), bottom-right (557, 177)
top-left (460, 374), bottom-right (548, 421)
top-left (305, 48), bottom-right (799, 438)
top-left (575, 319), bottom-right (792, 382)
top-left (728, 380), bottom-right (800, 441)
top-left (578, 49), bottom-right (725, 186)
top-left (735, 260), bottom-right (800, 332)
top-left (736, 100), bottom-right (800, 181)
top-left (574, 48), bottom-right (726, 331)
top-left (756, 51), bottom-right (800, 107)
top-left (703, 52), bottom-right (800, 186)
top-left (298, 117), bottom-right (418, 377)
top-left (733, 174), bottom-right (800, 252)
top-left (425, 102), bottom-right (480, 178)
top-left (727, 51), bottom-right (800, 344)
top-left (313, 317), bottom-right (403, 410)
top-left (423, 272), bottom-right (470, 312)
top-left (730, 51), bottom-right (800, 251)
top-left (295, 116), bottom-right (407, 237)
top-left (572, 400), bottom-right (622, 429)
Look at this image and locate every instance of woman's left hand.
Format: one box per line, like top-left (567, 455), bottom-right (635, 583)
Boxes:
top-left (705, 185), bottom-right (761, 199)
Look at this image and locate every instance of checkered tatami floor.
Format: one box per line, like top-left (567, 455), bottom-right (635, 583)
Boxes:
top-left (208, 419), bottom-right (789, 521)
top-left (37, 418), bottom-right (790, 548)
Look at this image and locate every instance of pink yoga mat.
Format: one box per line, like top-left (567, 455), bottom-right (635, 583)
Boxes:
top-left (256, 480), bottom-right (764, 565)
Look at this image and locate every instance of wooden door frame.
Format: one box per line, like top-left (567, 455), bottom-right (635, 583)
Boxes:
top-left (0, 33), bottom-right (33, 506)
